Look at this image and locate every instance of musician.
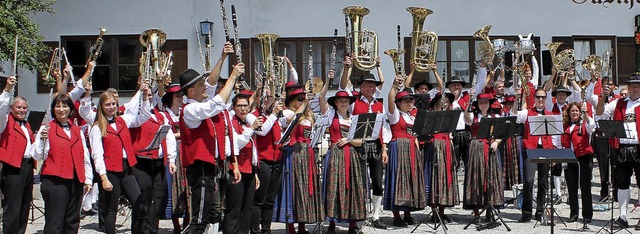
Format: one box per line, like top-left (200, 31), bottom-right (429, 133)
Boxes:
top-left (223, 94), bottom-right (262, 234)
top-left (513, 87), bottom-right (560, 222)
top-left (523, 57), bottom-right (539, 108)
top-left (178, 64), bottom-right (241, 233)
top-left (89, 83), bottom-right (151, 234)
top-left (129, 88), bottom-right (178, 233)
top-left (161, 82), bottom-right (190, 233)
top-left (463, 93), bottom-right (503, 222)
top-left (557, 102), bottom-right (595, 223)
top-left (595, 74), bottom-right (640, 229)
top-left (499, 95), bottom-right (522, 189)
top-left (621, 86), bottom-right (629, 99)
top-left (273, 88), bottom-right (323, 233)
top-left (404, 62), bottom-right (442, 97)
top-left (446, 76), bottom-right (472, 169)
top-left (249, 87), bottom-right (285, 234)
top-left (384, 82), bottom-right (427, 226)
top-left (425, 92), bottom-right (459, 222)
top-left (32, 94), bottom-right (92, 234)
top-left (0, 76), bottom-right (35, 233)
top-left (338, 56), bottom-right (388, 229)
top-left (318, 86), bottom-right (366, 233)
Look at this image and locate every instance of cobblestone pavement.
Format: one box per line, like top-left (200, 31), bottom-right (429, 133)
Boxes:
top-left (24, 164), bottom-right (640, 234)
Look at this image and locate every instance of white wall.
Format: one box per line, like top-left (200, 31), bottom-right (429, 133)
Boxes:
top-left (18, 0), bottom-right (638, 110)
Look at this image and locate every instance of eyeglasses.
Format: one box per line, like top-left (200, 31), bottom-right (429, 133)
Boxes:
top-left (535, 96), bottom-right (547, 99)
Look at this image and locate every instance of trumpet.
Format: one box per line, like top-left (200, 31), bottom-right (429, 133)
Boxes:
top-left (343, 6), bottom-right (378, 71)
top-left (407, 7), bottom-right (438, 72)
top-left (86, 28), bottom-right (107, 80)
top-left (44, 48), bottom-right (63, 87)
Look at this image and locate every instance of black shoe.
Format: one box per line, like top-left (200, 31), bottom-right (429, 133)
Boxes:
top-left (567, 215), bottom-right (578, 223)
top-left (441, 214), bottom-right (452, 223)
top-left (534, 212), bottom-right (543, 222)
top-left (584, 219), bottom-right (592, 224)
top-left (372, 219), bottom-right (387, 229)
top-left (615, 217), bottom-right (629, 229)
top-left (404, 216), bottom-right (416, 225)
top-left (393, 218), bottom-right (408, 227)
top-left (518, 214), bottom-right (532, 223)
top-left (348, 226), bottom-right (361, 234)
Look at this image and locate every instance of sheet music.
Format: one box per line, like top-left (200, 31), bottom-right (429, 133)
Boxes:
top-left (347, 113), bottom-right (383, 141)
top-left (528, 115), bottom-right (563, 136)
top-left (138, 124), bottom-right (171, 152)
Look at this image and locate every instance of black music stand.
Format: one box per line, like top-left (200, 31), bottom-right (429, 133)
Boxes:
top-left (464, 117), bottom-right (515, 231)
top-left (527, 114), bottom-right (570, 234)
top-left (595, 120), bottom-right (632, 234)
top-left (411, 110), bottom-right (461, 234)
top-left (414, 93), bottom-right (431, 111)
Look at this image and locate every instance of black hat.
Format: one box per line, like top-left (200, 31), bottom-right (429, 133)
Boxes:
top-left (445, 76), bottom-right (467, 87)
top-left (356, 73), bottom-right (383, 86)
top-left (551, 86), bottom-right (572, 97)
top-left (179, 69), bottom-right (206, 91)
top-left (627, 74), bottom-right (640, 84)
top-left (429, 92), bottom-right (455, 110)
top-left (413, 80), bottom-right (433, 91)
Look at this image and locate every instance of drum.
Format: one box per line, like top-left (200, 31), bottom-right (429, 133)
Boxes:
top-left (518, 39), bottom-right (535, 54)
top-left (492, 39), bottom-right (507, 53)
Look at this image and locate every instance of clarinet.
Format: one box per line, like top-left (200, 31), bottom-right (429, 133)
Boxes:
top-left (10, 35), bottom-right (18, 103)
top-left (231, 5), bottom-right (244, 82)
top-left (344, 15), bottom-right (351, 57)
top-left (330, 29), bottom-right (337, 85)
top-left (220, 0), bottom-right (230, 42)
top-left (397, 25), bottom-right (404, 76)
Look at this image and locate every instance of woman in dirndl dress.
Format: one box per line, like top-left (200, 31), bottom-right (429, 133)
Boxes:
top-left (273, 88), bottom-right (324, 234)
top-left (425, 92), bottom-right (459, 223)
top-left (161, 81), bottom-right (190, 233)
top-left (383, 85), bottom-right (427, 227)
top-left (498, 95), bottom-right (522, 190)
top-left (319, 86), bottom-right (367, 233)
top-left (463, 93), bottom-right (504, 223)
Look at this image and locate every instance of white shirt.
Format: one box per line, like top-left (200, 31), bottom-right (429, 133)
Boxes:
top-left (516, 108), bottom-right (562, 147)
top-left (247, 112), bottom-right (279, 137)
top-left (388, 107), bottom-right (415, 126)
top-left (450, 94), bottom-right (467, 130)
top-left (0, 91), bottom-right (33, 158)
top-left (545, 88), bottom-right (581, 111)
top-left (556, 118), bottom-right (596, 150)
top-left (182, 81), bottom-right (227, 129)
top-left (598, 97), bottom-right (640, 145)
top-left (88, 100), bottom-right (151, 176)
top-left (33, 122), bottom-right (93, 185)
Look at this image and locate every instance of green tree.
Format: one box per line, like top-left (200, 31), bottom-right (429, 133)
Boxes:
top-left (0, 0), bottom-right (55, 75)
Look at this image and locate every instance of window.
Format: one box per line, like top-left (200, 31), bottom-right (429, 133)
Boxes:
top-left (38, 34), bottom-right (188, 94)
top-left (229, 37), bottom-right (348, 89)
top-left (553, 36), bottom-right (620, 83)
top-left (405, 36), bottom-right (541, 88)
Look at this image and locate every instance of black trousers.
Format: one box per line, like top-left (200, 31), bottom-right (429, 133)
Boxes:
top-left (359, 140), bottom-right (384, 196)
top-left (40, 175), bottom-right (83, 234)
top-left (251, 160), bottom-right (283, 234)
top-left (99, 161), bottom-right (144, 234)
top-left (223, 172), bottom-right (256, 234)
top-left (182, 160), bottom-right (221, 234)
top-left (522, 147), bottom-right (550, 215)
top-left (453, 130), bottom-right (471, 168)
top-left (593, 136), bottom-right (612, 198)
top-left (133, 157), bottom-right (167, 234)
top-left (1, 159), bottom-right (34, 234)
top-left (564, 155), bottom-right (593, 220)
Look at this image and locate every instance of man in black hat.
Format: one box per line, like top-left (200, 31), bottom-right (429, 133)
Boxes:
top-left (596, 74), bottom-right (640, 229)
top-left (446, 75), bottom-right (473, 169)
top-left (179, 62), bottom-right (244, 233)
top-left (338, 56), bottom-right (389, 229)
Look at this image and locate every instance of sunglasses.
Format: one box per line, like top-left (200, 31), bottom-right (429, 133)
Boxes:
top-left (535, 96), bottom-right (547, 99)
top-left (296, 97), bottom-right (305, 101)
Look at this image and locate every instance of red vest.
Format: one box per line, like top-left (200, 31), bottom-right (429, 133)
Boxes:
top-left (231, 116), bottom-right (254, 174)
top-left (352, 97), bottom-right (383, 115)
top-left (561, 122), bottom-right (593, 157)
top-left (456, 92), bottom-right (471, 111)
top-left (179, 104), bottom-right (217, 167)
top-left (70, 101), bottom-right (87, 127)
top-left (102, 117), bottom-right (137, 172)
top-left (0, 114), bottom-right (34, 168)
top-left (390, 113), bottom-right (415, 141)
top-left (251, 110), bottom-right (282, 161)
top-left (470, 114), bottom-right (496, 137)
top-left (211, 110), bottom-right (234, 160)
top-left (525, 82), bottom-right (536, 109)
top-left (130, 110), bottom-right (169, 162)
top-left (522, 108), bottom-right (554, 149)
top-left (610, 99), bottom-right (640, 149)
top-left (551, 103), bottom-right (567, 115)
top-left (41, 121), bottom-right (87, 183)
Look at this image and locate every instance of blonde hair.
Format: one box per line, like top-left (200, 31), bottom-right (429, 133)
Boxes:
top-left (94, 92), bottom-right (119, 137)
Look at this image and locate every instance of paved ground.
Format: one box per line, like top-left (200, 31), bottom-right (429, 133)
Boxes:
top-left (23, 163), bottom-right (640, 234)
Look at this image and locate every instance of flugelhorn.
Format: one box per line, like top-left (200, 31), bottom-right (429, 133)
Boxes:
top-left (343, 6), bottom-right (378, 71)
top-left (86, 28), bottom-right (107, 81)
top-left (407, 7), bottom-right (437, 72)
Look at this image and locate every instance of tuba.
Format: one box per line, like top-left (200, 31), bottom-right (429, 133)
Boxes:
top-left (343, 6), bottom-right (378, 71)
top-left (473, 25), bottom-right (494, 70)
top-left (139, 28), bottom-right (167, 88)
top-left (407, 7), bottom-right (438, 72)
top-left (257, 33), bottom-right (283, 101)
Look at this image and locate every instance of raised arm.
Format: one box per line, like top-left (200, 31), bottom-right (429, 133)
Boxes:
top-left (375, 57), bottom-right (384, 87)
top-left (319, 70), bottom-right (333, 115)
top-left (340, 56), bottom-right (353, 89)
top-left (208, 41), bottom-right (234, 86)
top-left (403, 62), bottom-right (416, 88)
